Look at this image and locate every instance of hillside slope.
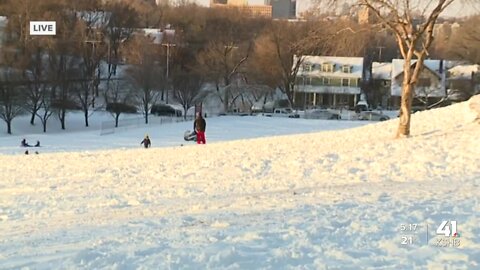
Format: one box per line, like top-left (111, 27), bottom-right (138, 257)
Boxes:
top-left (0, 95), bottom-right (479, 269)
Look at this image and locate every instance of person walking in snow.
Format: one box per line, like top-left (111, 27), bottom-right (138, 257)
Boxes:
top-left (194, 112), bottom-right (206, 144)
top-left (140, 135), bottom-right (151, 148)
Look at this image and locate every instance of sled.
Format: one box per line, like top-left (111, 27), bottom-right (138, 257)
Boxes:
top-left (184, 130), bottom-right (197, 142)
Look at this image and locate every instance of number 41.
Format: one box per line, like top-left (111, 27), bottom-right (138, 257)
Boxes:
top-left (436, 221), bottom-right (457, 237)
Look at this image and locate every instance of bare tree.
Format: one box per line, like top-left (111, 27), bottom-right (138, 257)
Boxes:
top-left (19, 40), bottom-right (51, 126)
top-left (448, 15), bottom-right (480, 65)
top-left (73, 10), bottom-right (109, 127)
top-left (125, 36), bottom-right (164, 124)
top-left (104, 79), bottom-right (135, 127)
top-left (0, 67), bottom-right (24, 134)
top-left (35, 86), bottom-right (55, 133)
top-left (250, 20), bottom-right (322, 106)
top-left (103, 2), bottom-right (138, 81)
top-left (315, 0), bottom-right (479, 137)
top-left (195, 10), bottom-right (267, 113)
top-left (172, 67), bottom-right (204, 119)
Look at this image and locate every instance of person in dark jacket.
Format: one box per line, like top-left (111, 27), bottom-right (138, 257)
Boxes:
top-left (21, 139), bottom-right (30, 147)
top-left (194, 113), bottom-right (206, 144)
top-left (140, 135), bottom-right (151, 148)
top-left (34, 140), bottom-right (40, 147)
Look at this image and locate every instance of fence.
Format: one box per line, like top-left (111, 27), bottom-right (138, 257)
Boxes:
top-left (100, 115), bottom-right (195, 135)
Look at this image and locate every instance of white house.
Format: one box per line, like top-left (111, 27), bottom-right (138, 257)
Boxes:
top-left (294, 56), bottom-right (366, 109)
top-left (391, 59), bottom-right (447, 107)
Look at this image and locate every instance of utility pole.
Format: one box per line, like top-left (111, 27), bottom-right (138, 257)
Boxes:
top-left (376, 46), bottom-right (385, 61)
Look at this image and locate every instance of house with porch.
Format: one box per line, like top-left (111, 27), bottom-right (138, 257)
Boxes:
top-left (293, 56), bottom-right (366, 109)
top-left (391, 59), bottom-right (447, 108)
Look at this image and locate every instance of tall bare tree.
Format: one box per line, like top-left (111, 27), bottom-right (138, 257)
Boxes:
top-left (250, 19), bottom-right (336, 106)
top-left (104, 79), bottom-right (135, 127)
top-left (103, 2), bottom-right (138, 81)
top-left (315, 0), bottom-right (479, 137)
top-left (195, 9), bottom-right (267, 113)
top-left (172, 67), bottom-right (204, 119)
top-left (46, 11), bottom-right (80, 130)
top-left (125, 35), bottom-right (164, 124)
top-left (0, 67), bottom-right (24, 134)
top-left (19, 39), bottom-right (51, 126)
top-left (448, 15), bottom-right (480, 65)
top-left (35, 90), bottom-right (54, 133)
top-left (70, 10), bottom-right (110, 127)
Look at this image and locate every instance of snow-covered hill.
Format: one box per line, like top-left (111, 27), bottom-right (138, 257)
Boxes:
top-left (0, 96), bottom-right (479, 269)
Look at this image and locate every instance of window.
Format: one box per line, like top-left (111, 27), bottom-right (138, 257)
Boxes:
top-left (342, 65), bottom-right (352, 73)
top-left (417, 78), bottom-right (431, 87)
top-left (303, 63), bottom-right (312, 72)
top-left (322, 63), bottom-right (333, 73)
top-left (322, 77), bottom-right (330, 85)
top-left (342, 78), bottom-right (350, 87)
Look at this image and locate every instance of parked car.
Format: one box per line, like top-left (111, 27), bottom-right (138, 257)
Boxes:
top-left (354, 100), bottom-right (369, 113)
top-left (305, 109), bottom-right (341, 120)
top-left (357, 111), bottom-right (390, 121)
top-left (106, 102), bottom-right (137, 114)
top-left (265, 108), bottom-right (300, 118)
top-left (151, 104), bottom-right (182, 117)
top-left (262, 99), bottom-right (292, 113)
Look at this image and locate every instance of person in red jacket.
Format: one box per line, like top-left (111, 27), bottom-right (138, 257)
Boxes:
top-left (194, 113), bottom-right (206, 144)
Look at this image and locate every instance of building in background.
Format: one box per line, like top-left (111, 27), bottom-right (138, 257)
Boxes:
top-left (294, 56), bottom-right (367, 109)
top-left (210, 0), bottom-right (248, 5)
top-left (211, 0), bottom-right (272, 17)
top-left (227, 0), bottom-right (247, 6)
top-left (391, 59), bottom-right (447, 108)
top-left (271, 0), bottom-right (296, 19)
top-left (358, 6), bottom-right (378, 24)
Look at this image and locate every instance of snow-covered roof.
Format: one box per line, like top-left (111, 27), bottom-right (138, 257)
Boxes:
top-left (448, 64), bottom-right (480, 80)
top-left (141, 28), bottom-right (175, 44)
top-left (76, 11), bottom-right (111, 29)
top-left (298, 56), bottom-right (364, 79)
top-left (392, 59), bottom-right (446, 79)
top-left (372, 62), bottom-right (391, 80)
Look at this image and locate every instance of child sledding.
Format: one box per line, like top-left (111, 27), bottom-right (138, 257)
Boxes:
top-left (21, 139), bottom-right (40, 147)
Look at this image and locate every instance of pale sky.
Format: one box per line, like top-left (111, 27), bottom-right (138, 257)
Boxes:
top-left (195, 0), bottom-right (479, 18)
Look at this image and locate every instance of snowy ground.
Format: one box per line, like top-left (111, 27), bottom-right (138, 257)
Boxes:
top-left (0, 96), bottom-right (479, 269)
top-left (0, 112), bottom-right (368, 155)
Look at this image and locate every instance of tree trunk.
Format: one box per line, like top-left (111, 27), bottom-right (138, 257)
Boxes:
top-left (30, 110), bottom-right (36, 125)
top-left (115, 113), bottom-right (120, 128)
top-left (7, 121), bottom-right (12, 134)
top-left (397, 79), bottom-right (414, 138)
top-left (60, 109), bottom-right (66, 130)
top-left (42, 119), bottom-right (47, 133)
top-left (84, 110), bottom-right (89, 127)
top-left (223, 87), bottom-right (229, 113)
top-left (144, 105), bottom-right (149, 124)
